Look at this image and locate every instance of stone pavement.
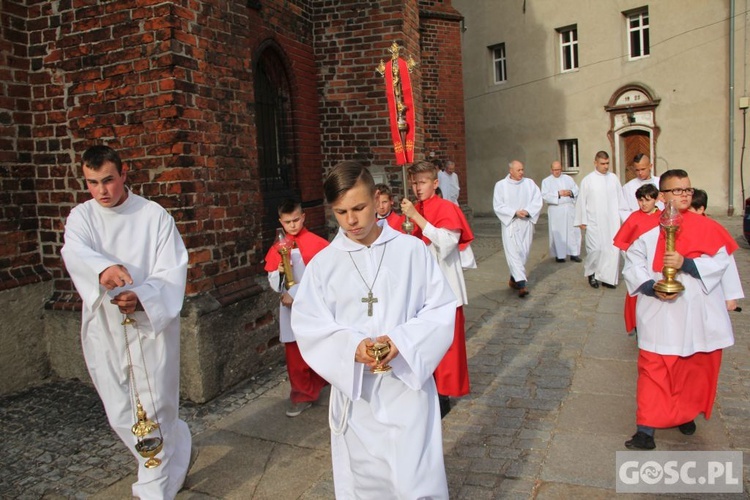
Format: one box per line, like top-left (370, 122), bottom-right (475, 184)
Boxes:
top-left (1, 215), bottom-right (748, 499)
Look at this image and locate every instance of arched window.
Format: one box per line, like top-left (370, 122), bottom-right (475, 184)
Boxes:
top-left (254, 46), bottom-right (297, 245)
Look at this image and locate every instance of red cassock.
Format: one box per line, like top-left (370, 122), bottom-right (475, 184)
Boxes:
top-left (412, 196), bottom-right (474, 396)
top-left (381, 211), bottom-right (406, 233)
top-left (612, 210), bottom-right (661, 333)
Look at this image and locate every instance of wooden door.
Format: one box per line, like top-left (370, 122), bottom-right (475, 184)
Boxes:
top-left (621, 131), bottom-right (650, 182)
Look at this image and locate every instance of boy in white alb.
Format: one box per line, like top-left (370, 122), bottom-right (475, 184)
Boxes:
top-left (291, 161), bottom-right (456, 499)
top-left (61, 145), bottom-right (191, 499)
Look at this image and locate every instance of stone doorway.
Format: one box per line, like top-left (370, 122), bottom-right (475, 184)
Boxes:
top-left (605, 84), bottom-right (661, 184)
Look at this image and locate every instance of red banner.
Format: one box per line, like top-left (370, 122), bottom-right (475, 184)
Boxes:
top-left (384, 58), bottom-right (415, 165)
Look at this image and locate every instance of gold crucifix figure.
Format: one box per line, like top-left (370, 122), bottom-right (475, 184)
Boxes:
top-left (361, 291), bottom-right (378, 316)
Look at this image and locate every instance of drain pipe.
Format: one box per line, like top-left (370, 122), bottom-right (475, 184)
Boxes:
top-left (728, 0), bottom-right (736, 215)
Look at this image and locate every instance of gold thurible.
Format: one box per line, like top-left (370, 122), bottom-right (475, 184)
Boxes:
top-left (122, 315), bottom-right (164, 469)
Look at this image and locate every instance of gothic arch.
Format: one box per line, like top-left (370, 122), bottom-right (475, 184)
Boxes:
top-left (253, 40), bottom-right (298, 246)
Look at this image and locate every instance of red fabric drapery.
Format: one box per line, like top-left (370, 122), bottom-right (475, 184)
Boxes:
top-left (384, 58), bottom-right (415, 165)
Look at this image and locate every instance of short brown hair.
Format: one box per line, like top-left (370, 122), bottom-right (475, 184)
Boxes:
top-left (659, 169), bottom-right (689, 190)
top-left (407, 160), bottom-right (438, 181)
top-left (277, 198), bottom-right (302, 216)
top-left (594, 150), bottom-right (609, 161)
top-left (323, 161), bottom-right (375, 204)
top-left (82, 145), bottom-right (123, 174)
top-left (374, 183), bottom-right (392, 198)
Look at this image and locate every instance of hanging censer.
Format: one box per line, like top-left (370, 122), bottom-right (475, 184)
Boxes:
top-left (122, 315), bottom-right (164, 468)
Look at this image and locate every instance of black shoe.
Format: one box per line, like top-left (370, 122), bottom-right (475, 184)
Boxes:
top-left (555, 258), bottom-right (566, 263)
top-left (438, 395), bottom-right (451, 419)
top-left (625, 431), bottom-right (656, 450)
top-left (601, 282), bottom-right (617, 289)
top-left (588, 275), bottom-right (599, 288)
top-left (678, 420), bottom-right (696, 435)
top-left (570, 255), bottom-right (582, 262)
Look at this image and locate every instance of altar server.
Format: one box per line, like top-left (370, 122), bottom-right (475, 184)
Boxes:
top-left (61, 145), bottom-right (191, 499)
top-left (292, 161), bottom-right (455, 499)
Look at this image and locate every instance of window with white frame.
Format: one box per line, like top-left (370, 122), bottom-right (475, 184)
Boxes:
top-left (490, 43), bottom-right (507, 84)
top-left (626, 8), bottom-right (650, 60)
top-left (559, 139), bottom-right (579, 170)
top-left (558, 25), bottom-right (578, 72)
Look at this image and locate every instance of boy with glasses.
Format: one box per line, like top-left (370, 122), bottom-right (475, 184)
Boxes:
top-left (622, 169), bottom-right (741, 450)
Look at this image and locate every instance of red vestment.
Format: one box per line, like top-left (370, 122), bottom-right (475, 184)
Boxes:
top-left (612, 210), bottom-right (661, 333)
top-left (637, 350), bottom-right (722, 427)
top-left (413, 196), bottom-right (474, 396)
top-left (379, 211), bottom-right (406, 233)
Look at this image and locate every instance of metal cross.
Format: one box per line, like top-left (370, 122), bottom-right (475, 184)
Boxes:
top-left (361, 291), bottom-right (378, 317)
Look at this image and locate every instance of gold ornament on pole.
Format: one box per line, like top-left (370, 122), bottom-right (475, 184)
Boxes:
top-left (275, 228), bottom-right (296, 290)
top-left (653, 200), bottom-right (685, 294)
top-left (122, 315), bottom-right (164, 469)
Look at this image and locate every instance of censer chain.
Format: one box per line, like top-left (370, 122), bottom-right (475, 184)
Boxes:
top-left (123, 316), bottom-right (163, 441)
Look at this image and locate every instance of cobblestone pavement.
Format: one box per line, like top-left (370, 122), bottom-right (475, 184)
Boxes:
top-left (1, 214), bottom-right (748, 498)
top-left (0, 363), bottom-right (288, 498)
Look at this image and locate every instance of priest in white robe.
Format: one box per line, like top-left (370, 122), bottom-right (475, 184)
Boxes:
top-left (61, 146), bottom-right (191, 499)
top-left (574, 151), bottom-right (624, 288)
top-left (620, 153), bottom-right (662, 219)
top-left (438, 160), bottom-right (461, 205)
top-left (292, 161), bottom-right (456, 499)
top-left (492, 160), bottom-right (543, 297)
top-left (541, 161), bottom-right (581, 262)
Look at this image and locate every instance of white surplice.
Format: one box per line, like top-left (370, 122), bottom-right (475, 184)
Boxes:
top-left (541, 173), bottom-right (581, 259)
top-left (422, 222), bottom-right (468, 305)
top-left (623, 227), bottom-right (735, 355)
top-left (620, 175), bottom-right (662, 219)
top-left (492, 175), bottom-right (543, 282)
top-left (722, 255), bottom-right (745, 301)
top-left (574, 170), bottom-right (624, 285)
top-left (438, 169), bottom-right (460, 205)
top-left (267, 249), bottom-right (306, 343)
top-left (61, 192), bottom-right (191, 500)
top-left (291, 222), bottom-right (456, 499)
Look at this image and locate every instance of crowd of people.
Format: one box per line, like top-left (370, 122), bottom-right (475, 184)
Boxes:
top-left (62, 145), bottom-right (742, 498)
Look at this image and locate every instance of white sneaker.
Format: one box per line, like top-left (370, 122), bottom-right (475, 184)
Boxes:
top-left (285, 401), bottom-right (313, 417)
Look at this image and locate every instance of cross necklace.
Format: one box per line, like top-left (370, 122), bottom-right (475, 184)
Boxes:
top-left (348, 243), bottom-right (387, 317)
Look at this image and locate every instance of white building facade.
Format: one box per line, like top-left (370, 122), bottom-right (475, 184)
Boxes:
top-left (454, 0), bottom-right (749, 216)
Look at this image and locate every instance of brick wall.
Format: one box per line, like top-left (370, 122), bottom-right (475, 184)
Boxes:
top-left (0, 1), bottom-right (53, 292)
top-left (0, 0), bottom-right (323, 306)
top-left (314, 0), bottom-right (423, 196)
top-left (419, 1), bottom-right (467, 204)
top-left (313, 0), bottom-right (465, 200)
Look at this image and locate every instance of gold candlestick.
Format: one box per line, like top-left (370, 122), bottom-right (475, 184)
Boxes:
top-left (275, 228), bottom-right (296, 289)
top-left (653, 201), bottom-right (685, 294)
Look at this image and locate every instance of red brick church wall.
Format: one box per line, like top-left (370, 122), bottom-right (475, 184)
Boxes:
top-left (0, 1), bottom-right (325, 305)
top-left (0, 0), bottom-right (467, 398)
top-left (313, 0), bottom-right (465, 199)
